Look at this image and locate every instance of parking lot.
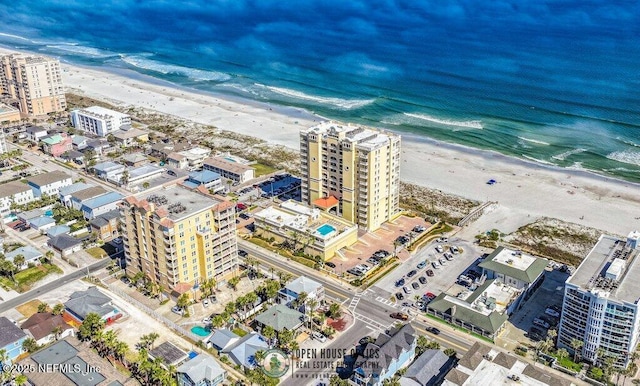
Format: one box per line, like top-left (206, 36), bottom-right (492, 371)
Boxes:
top-left (374, 237), bottom-right (489, 303)
top-left (331, 215), bottom-right (428, 275)
top-left (496, 268), bottom-right (569, 350)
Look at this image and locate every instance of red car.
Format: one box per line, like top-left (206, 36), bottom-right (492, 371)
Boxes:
top-left (236, 203), bottom-right (247, 211)
top-left (425, 292), bottom-right (436, 300)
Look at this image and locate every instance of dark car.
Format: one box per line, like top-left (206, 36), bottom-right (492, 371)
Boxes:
top-left (407, 270), bottom-right (417, 278)
top-left (395, 278), bottom-right (405, 287)
top-left (426, 269), bottom-right (434, 277)
top-left (411, 282), bottom-right (420, 290)
top-left (239, 213), bottom-right (250, 220)
top-left (419, 276), bottom-right (427, 284)
top-left (167, 170), bottom-right (177, 176)
top-left (426, 327), bottom-right (440, 335)
top-left (413, 225), bottom-right (426, 233)
top-left (367, 257), bottom-right (380, 265)
top-left (395, 292), bottom-right (404, 300)
top-left (390, 312), bottom-right (409, 321)
top-left (238, 250), bottom-right (248, 257)
top-left (359, 336), bottom-right (375, 345)
top-left (374, 250), bottom-right (390, 257)
top-left (325, 262), bottom-right (336, 268)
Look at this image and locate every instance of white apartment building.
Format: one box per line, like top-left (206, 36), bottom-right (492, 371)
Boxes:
top-left (0, 181), bottom-right (35, 214)
top-left (70, 106), bottom-right (131, 137)
top-left (300, 122), bottom-right (401, 232)
top-left (26, 171), bottom-right (73, 198)
top-left (0, 53), bottom-right (66, 116)
top-left (558, 232), bottom-right (640, 368)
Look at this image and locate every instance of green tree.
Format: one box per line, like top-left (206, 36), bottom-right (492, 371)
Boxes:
top-left (0, 349), bottom-right (9, 383)
top-left (570, 338), bottom-right (583, 362)
top-left (556, 348), bottom-right (569, 362)
top-left (78, 312), bottom-right (105, 341)
top-left (37, 302), bottom-right (49, 313)
top-left (177, 293), bottom-right (191, 316)
top-left (211, 314), bottom-right (225, 329)
top-left (329, 375), bottom-right (350, 386)
top-left (588, 367), bottom-right (605, 381)
top-left (254, 349), bottom-right (266, 366)
top-left (277, 328), bottom-right (294, 351)
top-left (200, 278), bottom-right (217, 299)
top-left (13, 254), bottom-right (25, 271)
top-left (120, 170), bottom-right (130, 186)
top-left (328, 303), bottom-right (342, 319)
top-left (444, 348), bottom-right (457, 358)
top-left (262, 325), bottom-right (276, 346)
top-left (138, 332), bottom-right (160, 350)
top-left (52, 303), bottom-right (65, 315)
top-left (228, 276), bottom-right (240, 290)
top-left (22, 337), bottom-right (39, 353)
top-left (14, 374), bottom-right (28, 386)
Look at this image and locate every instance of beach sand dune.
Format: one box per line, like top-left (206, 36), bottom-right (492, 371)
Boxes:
top-left (3, 45), bottom-right (635, 237)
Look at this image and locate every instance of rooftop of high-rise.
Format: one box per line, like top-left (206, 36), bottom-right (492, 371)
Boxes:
top-left (301, 121), bottom-right (399, 150)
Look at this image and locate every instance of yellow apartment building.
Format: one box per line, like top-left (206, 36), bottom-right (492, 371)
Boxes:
top-left (300, 122), bottom-right (401, 232)
top-left (0, 53), bottom-right (66, 117)
top-left (252, 200), bottom-right (358, 260)
top-left (121, 184), bottom-right (238, 293)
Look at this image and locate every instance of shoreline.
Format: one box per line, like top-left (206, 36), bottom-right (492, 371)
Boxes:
top-left (2, 46), bottom-right (639, 236)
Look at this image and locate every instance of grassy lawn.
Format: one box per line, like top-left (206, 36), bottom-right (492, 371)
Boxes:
top-left (553, 355), bottom-right (583, 372)
top-left (0, 264), bottom-right (63, 293)
top-left (252, 163), bottom-right (276, 177)
top-left (232, 328), bottom-right (248, 337)
top-left (16, 299), bottom-right (43, 318)
top-left (86, 244), bottom-right (116, 259)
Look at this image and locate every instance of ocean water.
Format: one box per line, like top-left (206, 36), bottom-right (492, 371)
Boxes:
top-left (1, 1), bottom-right (640, 181)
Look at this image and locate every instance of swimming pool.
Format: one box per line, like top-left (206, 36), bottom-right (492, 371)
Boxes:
top-left (191, 326), bottom-right (211, 337)
top-left (317, 224), bottom-right (337, 236)
top-left (44, 210), bottom-right (53, 217)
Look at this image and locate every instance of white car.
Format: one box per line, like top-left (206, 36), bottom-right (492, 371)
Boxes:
top-left (312, 331), bottom-right (327, 342)
top-left (202, 317), bottom-right (211, 324)
top-left (545, 308), bottom-right (560, 318)
top-left (435, 246), bottom-right (444, 253)
top-left (203, 299), bottom-right (210, 308)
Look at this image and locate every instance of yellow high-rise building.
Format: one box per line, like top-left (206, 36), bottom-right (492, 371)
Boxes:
top-left (300, 122), bottom-right (401, 232)
top-left (121, 185), bottom-right (238, 292)
top-left (0, 53), bottom-right (66, 117)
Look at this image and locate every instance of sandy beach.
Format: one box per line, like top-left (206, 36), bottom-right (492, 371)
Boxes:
top-left (6, 46), bottom-right (637, 237)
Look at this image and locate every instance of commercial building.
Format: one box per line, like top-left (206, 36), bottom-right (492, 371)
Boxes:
top-left (558, 232), bottom-right (640, 368)
top-left (443, 342), bottom-right (576, 386)
top-left (203, 156), bottom-right (255, 183)
top-left (300, 121), bottom-right (401, 231)
top-left (27, 170), bottom-right (73, 197)
top-left (0, 103), bottom-right (20, 123)
top-left (121, 185), bottom-right (238, 292)
top-left (0, 181), bottom-right (35, 214)
top-left (70, 106), bottom-right (131, 137)
top-left (0, 53), bottom-right (66, 117)
top-left (252, 200), bottom-right (358, 260)
top-left (352, 324), bottom-right (416, 386)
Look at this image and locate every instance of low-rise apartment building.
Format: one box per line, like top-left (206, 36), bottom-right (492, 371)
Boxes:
top-left (27, 171), bottom-right (72, 198)
top-left (0, 181), bottom-right (35, 214)
top-left (71, 106), bottom-right (131, 137)
top-left (558, 232), bottom-right (640, 368)
top-left (203, 156), bottom-right (255, 183)
top-left (252, 200), bottom-right (358, 260)
top-left (121, 185), bottom-right (238, 292)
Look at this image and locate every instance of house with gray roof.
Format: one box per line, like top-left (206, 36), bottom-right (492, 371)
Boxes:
top-left (48, 234), bottom-right (82, 257)
top-left (93, 161), bottom-right (125, 181)
top-left (27, 170), bottom-right (72, 197)
top-left (207, 328), bottom-right (240, 352)
top-left (70, 185), bottom-right (108, 210)
top-left (89, 210), bottom-right (120, 241)
top-left (255, 304), bottom-right (304, 333)
top-left (64, 286), bottom-right (121, 323)
top-left (46, 224), bottom-right (71, 238)
top-left (352, 324), bottom-right (417, 386)
top-left (0, 181), bottom-right (35, 214)
top-left (0, 316), bottom-right (27, 362)
top-left (59, 182), bottom-right (93, 206)
top-left (121, 152), bottom-right (149, 167)
top-left (177, 353), bottom-right (226, 386)
top-left (226, 333), bottom-right (269, 369)
top-left (399, 349), bottom-right (455, 386)
top-left (80, 191), bottom-right (124, 219)
top-left (278, 275), bottom-right (324, 309)
top-left (5, 246), bottom-right (42, 270)
top-left (28, 215), bottom-right (56, 232)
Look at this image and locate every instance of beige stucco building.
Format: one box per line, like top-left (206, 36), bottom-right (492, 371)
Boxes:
top-left (0, 53), bottom-right (66, 117)
top-left (121, 184), bottom-right (238, 292)
top-left (300, 122), bottom-right (401, 232)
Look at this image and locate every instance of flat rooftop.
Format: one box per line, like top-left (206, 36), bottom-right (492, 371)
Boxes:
top-left (567, 234), bottom-right (640, 303)
top-left (302, 121), bottom-right (399, 150)
top-left (446, 280), bottom-right (518, 316)
top-left (77, 106), bottom-right (129, 119)
top-left (142, 185), bottom-right (224, 221)
top-left (492, 248), bottom-right (537, 271)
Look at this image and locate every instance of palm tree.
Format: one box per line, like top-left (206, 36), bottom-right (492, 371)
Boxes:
top-left (262, 326), bottom-right (276, 347)
top-left (78, 312), bottom-right (106, 341)
top-left (14, 375), bottom-right (28, 386)
top-left (120, 169), bottom-right (130, 186)
top-left (254, 350), bottom-right (266, 367)
top-left (228, 276), bottom-right (240, 290)
top-left (52, 326), bottom-right (63, 341)
top-left (444, 348), bottom-right (457, 358)
top-left (570, 338), bottom-right (583, 362)
top-left (37, 302), bottom-right (49, 313)
top-left (556, 348), bottom-right (569, 363)
top-left (307, 299), bottom-right (318, 332)
top-left (13, 254), bottom-right (25, 271)
top-left (0, 349), bottom-right (9, 383)
top-left (22, 338), bottom-right (39, 353)
top-left (52, 303), bottom-right (65, 315)
top-left (211, 314), bottom-right (225, 329)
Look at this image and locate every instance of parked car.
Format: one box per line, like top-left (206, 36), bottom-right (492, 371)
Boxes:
top-left (417, 261), bottom-right (427, 269)
top-left (312, 331), bottom-right (327, 343)
top-left (171, 306), bottom-right (184, 315)
top-left (407, 270), bottom-right (417, 278)
top-left (167, 170), bottom-right (177, 176)
top-left (238, 250), bottom-right (248, 257)
top-left (367, 257), bottom-right (379, 265)
top-left (395, 292), bottom-right (404, 300)
top-left (325, 262), bottom-right (336, 268)
top-left (435, 245), bottom-right (444, 253)
top-left (203, 299), bottom-right (210, 308)
top-left (395, 278), bottom-right (406, 287)
top-left (426, 326), bottom-right (440, 335)
top-left (413, 225), bottom-right (426, 233)
top-left (359, 336), bottom-right (375, 345)
top-left (418, 276), bottom-right (427, 284)
top-left (403, 286), bottom-right (413, 294)
top-left (533, 318), bottom-right (550, 329)
top-left (424, 292), bottom-right (436, 300)
top-left (411, 282), bottom-right (420, 290)
top-left (426, 269), bottom-right (434, 277)
top-left (390, 312), bottom-right (409, 321)
top-left (202, 317), bottom-right (211, 324)
top-left (450, 246), bottom-right (460, 254)
top-left (431, 262), bottom-right (439, 269)
top-left (444, 253), bottom-right (453, 261)
top-left (545, 308), bottom-right (560, 318)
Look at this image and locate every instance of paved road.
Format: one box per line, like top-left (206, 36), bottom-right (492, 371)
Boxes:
top-left (239, 240), bottom-right (474, 352)
top-left (0, 258), bottom-right (111, 313)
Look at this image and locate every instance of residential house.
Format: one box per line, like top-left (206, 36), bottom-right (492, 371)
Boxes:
top-left (121, 152), bottom-right (149, 167)
top-left (203, 156), bottom-right (255, 183)
top-left (0, 316), bottom-right (27, 363)
top-left (0, 181), bottom-right (35, 214)
top-left (255, 304), bottom-right (304, 333)
top-left (278, 276), bottom-right (325, 309)
top-left (40, 133), bottom-right (72, 158)
top-left (58, 182), bottom-right (92, 206)
top-left (27, 171), bottom-right (72, 197)
top-left (64, 286), bottom-right (121, 323)
top-left (80, 191), bottom-right (124, 220)
top-left (207, 329), bottom-right (241, 352)
top-left (183, 170), bottom-right (224, 193)
top-left (21, 313), bottom-right (74, 346)
top-left (85, 139), bottom-right (114, 156)
top-left (149, 342), bottom-right (189, 368)
top-left (71, 135), bottom-right (89, 150)
top-left (93, 161), bottom-right (125, 181)
top-left (226, 333), bottom-right (270, 370)
top-left (168, 147), bottom-right (211, 171)
top-left (60, 150), bottom-right (84, 164)
top-left (46, 225), bottom-right (71, 238)
top-left (5, 246), bottom-right (43, 270)
top-left (47, 234), bottom-right (82, 257)
top-left (399, 350), bottom-right (455, 386)
top-left (69, 185), bottom-right (107, 210)
top-left (89, 210), bottom-right (120, 241)
top-left (28, 216), bottom-right (56, 232)
top-left (177, 353), bottom-right (227, 386)
top-left (126, 164), bottom-right (164, 187)
top-left (112, 127), bottom-right (149, 147)
top-left (149, 141), bottom-right (191, 160)
top-left (26, 126), bottom-right (48, 143)
top-left (351, 324), bottom-right (417, 386)
top-left (167, 152), bottom-right (188, 170)
top-left (17, 208), bottom-right (45, 223)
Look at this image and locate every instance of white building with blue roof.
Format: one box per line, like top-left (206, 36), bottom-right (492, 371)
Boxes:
top-left (183, 170), bottom-right (224, 193)
top-left (177, 353), bottom-right (226, 386)
top-left (58, 182), bottom-right (93, 206)
top-left (80, 191), bottom-right (124, 219)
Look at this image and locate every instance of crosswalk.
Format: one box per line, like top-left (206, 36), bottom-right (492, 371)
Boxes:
top-left (347, 293), bottom-right (362, 313)
top-left (354, 312), bottom-right (391, 331)
top-left (375, 296), bottom-right (398, 308)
